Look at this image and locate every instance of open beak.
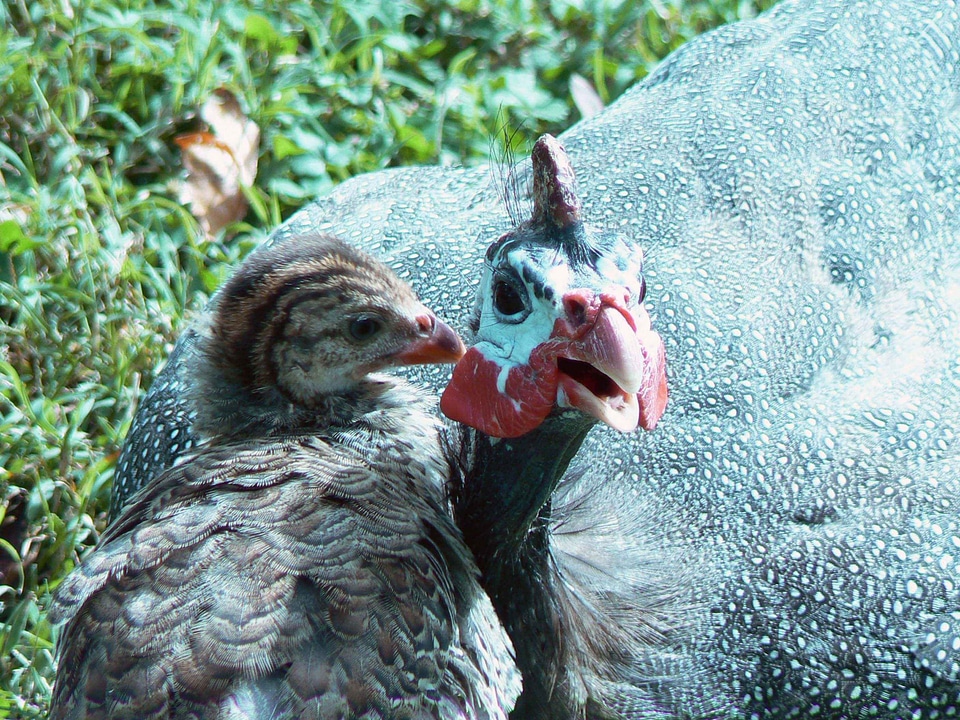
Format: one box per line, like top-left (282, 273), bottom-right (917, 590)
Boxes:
top-left (555, 304), bottom-right (667, 432)
top-left (394, 314), bottom-right (466, 366)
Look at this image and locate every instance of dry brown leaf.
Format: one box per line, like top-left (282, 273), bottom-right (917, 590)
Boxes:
top-left (176, 89), bottom-right (260, 236)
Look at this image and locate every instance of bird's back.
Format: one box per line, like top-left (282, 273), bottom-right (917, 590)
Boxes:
top-left (563, 1), bottom-right (960, 714)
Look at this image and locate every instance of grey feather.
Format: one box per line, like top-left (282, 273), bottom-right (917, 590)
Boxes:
top-left (52, 236), bottom-right (520, 720)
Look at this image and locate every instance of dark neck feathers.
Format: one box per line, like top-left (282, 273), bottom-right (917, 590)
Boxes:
top-left (449, 412), bottom-right (597, 718)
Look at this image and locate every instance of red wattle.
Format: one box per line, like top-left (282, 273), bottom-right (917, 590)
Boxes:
top-left (637, 325), bottom-right (668, 430)
top-left (440, 346), bottom-right (558, 438)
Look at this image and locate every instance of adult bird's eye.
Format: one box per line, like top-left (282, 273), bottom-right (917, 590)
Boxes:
top-left (493, 280), bottom-right (525, 317)
top-left (348, 316), bottom-right (382, 342)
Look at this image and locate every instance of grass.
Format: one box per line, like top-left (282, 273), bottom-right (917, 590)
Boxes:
top-left (0, 0), bottom-right (774, 715)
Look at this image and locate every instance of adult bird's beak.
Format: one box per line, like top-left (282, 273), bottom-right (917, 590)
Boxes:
top-left (394, 314), bottom-right (466, 365)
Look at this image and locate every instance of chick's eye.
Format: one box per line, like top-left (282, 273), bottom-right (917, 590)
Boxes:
top-left (493, 280), bottom-right (525, 317)
top-left (348, 316), bottom-right (382, 342)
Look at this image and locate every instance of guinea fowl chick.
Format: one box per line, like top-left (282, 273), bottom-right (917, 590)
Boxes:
top-left (47, 233), bottom-right (521, 720)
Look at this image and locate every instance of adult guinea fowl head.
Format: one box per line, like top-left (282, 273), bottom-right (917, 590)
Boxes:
top-left (440, 135), bottom-right (667, 441)
top-left (440, 134), bottom-right (668, 439)
top-left (48, 233), bottom-right (522, 720)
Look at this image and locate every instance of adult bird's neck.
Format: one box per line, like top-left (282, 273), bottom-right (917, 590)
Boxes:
top-left (451, 411), bottom-right (596, 719)
top-left (453, 412), bottom-right (594, 565)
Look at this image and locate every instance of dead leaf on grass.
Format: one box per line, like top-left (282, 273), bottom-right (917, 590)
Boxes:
top-left (176, 89), bottom-right (260, 236)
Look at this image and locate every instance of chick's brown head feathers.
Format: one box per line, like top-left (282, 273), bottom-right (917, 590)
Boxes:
top-left (192, 233), bottom-right (464, 437)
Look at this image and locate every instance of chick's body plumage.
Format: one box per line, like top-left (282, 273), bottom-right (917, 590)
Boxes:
top-left (49, 234), bottom-right (520, 720)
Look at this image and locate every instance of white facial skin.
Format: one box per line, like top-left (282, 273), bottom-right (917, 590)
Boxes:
top-left (457, 228), bottom-right (657, 433)
top-left (475, 251), bottom-right (572, 393)
top-left (473, 231), bottom-right (646, 372)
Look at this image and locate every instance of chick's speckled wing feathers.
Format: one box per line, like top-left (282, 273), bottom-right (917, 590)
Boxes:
top-left (51, 432), bottom-right (507, 720)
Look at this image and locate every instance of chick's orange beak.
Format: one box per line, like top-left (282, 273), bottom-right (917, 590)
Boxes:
top-left (394, 314), bottom-right (466, 366)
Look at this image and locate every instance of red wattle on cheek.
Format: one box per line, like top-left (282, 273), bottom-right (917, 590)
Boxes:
top-left (440, 346), bottom-right (558, 438)
top-left (638, 328), bottom-right (669, 430)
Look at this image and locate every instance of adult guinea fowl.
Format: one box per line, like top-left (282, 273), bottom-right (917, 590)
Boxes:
top-left (108, 0), bottom-right (960, 717)
top-left (49, 233), bottom-right (521, 719)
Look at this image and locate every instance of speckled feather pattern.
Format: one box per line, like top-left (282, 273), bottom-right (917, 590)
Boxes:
top-left (56, 400), bottom-right (519, 719)
top-left (111, 1), bottom-right (960, 717)
top-left (56, 237), bottom-right (520, 719)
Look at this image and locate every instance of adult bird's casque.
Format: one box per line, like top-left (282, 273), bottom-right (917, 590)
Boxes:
top-left (49, 234), bottom-right (521, 719)
top-left (107, 0), bottom-right (960, 717)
